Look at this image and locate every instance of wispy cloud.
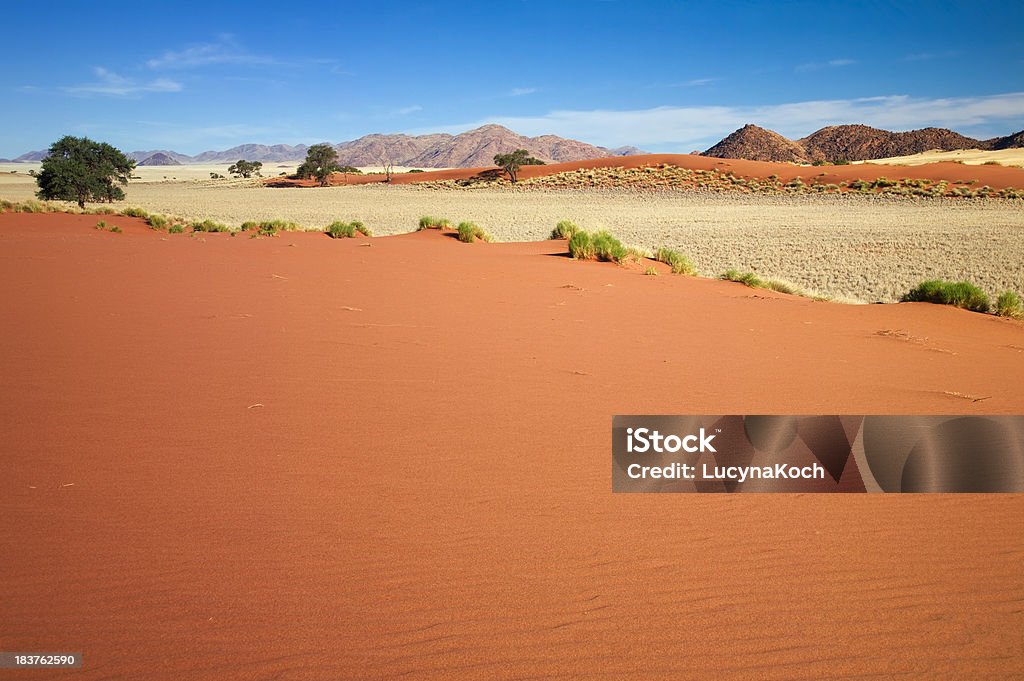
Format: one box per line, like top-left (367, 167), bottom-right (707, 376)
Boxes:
top-left (901, 50), bottom-right (960, 62)
top-left (420, 92), bottom-right (1024, 150)
top-left (62, 67), bottom-right (182, 97)
top-left (146, 35), bottom-right (274, 70)
top-left (508, 87), bottom-right (537, 97)
top-left (391, 105), bottom-right (423, 115)
top-left (796, 58), bottom-right (857, 72)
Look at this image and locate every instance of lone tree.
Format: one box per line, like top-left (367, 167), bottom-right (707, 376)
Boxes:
top-left (297, 143), bottom-right (341, 186)
top-left (36, 136), bottom-right (136, 208)
top-left (493, 149), bottom-right (544, 183)
top-left (228, 159), bottom-right (262, 178)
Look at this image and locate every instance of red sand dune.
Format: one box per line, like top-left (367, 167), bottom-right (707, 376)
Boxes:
top-left (1, 212), bottom-right (1022, 680)
top-left (268, 153), bottom-right (1024, 190)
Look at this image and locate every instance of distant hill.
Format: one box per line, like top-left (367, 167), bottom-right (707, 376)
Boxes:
top-left (703, 124), bottom-right (810, 163)
top-left (705, 124), bottom-right (1024, 163)
top-left (138, 152), bottom-right (182, 166)
top-left (13, 150), bottom-right (47, 162)
top-left (10, 126), bottom-right (646, 168)
top-left (336, 125), bottom-right (644, 167)
top-left (990, 129), bottom-right (1024, 150)
top-left (799, 125), bottom-right (981, 162)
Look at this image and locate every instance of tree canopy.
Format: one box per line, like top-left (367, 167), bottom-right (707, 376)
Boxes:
top-left (493, 149), bottom-right (545, 183)
top-left (228, 159), bottom-right (263, 178)
top-left (35, 136), bottom-right (136, 208)
top-left (297, 144), bottom-right (341, 186)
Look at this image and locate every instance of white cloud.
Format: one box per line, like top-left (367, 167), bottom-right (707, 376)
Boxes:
top-left (796, 58), bottom-right (857, 72)
top-left (62, 67), bottom-right (182, 97)
top-left (420, 92), bottom-right (1024, 150)
top-left (392, 105), bottom-right (423, 115)
top-left (508, 87), bottom-right (537, 97)
top-left (146, 35), bottom-right (273, 69)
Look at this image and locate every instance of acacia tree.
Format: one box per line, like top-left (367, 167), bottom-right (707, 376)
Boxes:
top-left (297, 143), bottom-right (341, 186)
top-left (228, 159), bottom-right (263, 178)
top-left (36, 136), bottom-right (136, 208)
top-left (493, 149), bottom-right (545, 183)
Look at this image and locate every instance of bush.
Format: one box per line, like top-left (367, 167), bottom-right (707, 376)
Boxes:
top-left (168, 224), bottom-right (185, 234)
top-left (655, 248), bottom-right (696, 275)
top-left (407, 169), bottom-right (424, 173)
top-left (326, 220), bottom-right (372, 238)
top-left (119, 207), bottom-right (149, 219)
top-left (95, 220), bottom-right (107, 229)
top-left (550, 220), bottom-right (580, 240)
top-left (901, 280), bottom-right (990, 312)
top-left (591, 230), bottom-right (627, 262)
top-left (418, 215), bottom-right (451, 230)
top-left (995, 291), bottom-right (1023, 319)
top-left (568, 230), bottom-right (595, 259)
top-left (456, 221), bottom-right (491, 243)
top-left (191, 219), bottom-right (232, 233)
top-left (109, 225), bottom-right (122, 233)
top-left (644, 267), bottom-right (658, 276)
top-left (146, 214), bottom-right (169, 230)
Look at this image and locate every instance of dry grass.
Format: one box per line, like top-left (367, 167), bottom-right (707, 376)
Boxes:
top-left (1, 175), bottom-right (1021, 303)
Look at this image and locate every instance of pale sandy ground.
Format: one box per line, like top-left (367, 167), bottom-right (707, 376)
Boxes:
top-left (0, 162), bottom-right (442, 182)
top-left (1, 171), bottom-right (1021, 303)
top-left (858, 148), bottom-right (1024, 167)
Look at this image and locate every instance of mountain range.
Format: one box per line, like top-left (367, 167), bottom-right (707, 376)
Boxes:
top-left (9, 125), bottom-right (644, 168)
top-left (9, 122), bottom-right (1021, 167)
top-left (702, 123), bottom-right (1024, 164)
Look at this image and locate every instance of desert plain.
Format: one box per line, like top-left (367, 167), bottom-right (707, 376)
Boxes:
top-left (1, 154), bottom-right (1023, 680)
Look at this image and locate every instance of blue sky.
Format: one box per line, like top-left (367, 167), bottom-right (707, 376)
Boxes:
top-left (3, 1), bottom-right (1023, 157)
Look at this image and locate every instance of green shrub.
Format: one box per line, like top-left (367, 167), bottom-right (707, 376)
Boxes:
top-left (326, 220), bottom-right (372, 238)
top-left (655, 248), bottom-right (696, 275)
top-left (456, 221), bottom-right (491, 243)
top-left (644, 267), bottom-right (658, 276)
top-left (418, 215), bottom-right (451, 230)
top-left (407, 169), bottom-right (424, 173)
top-left (168, 224), bottom-right (184, 234)
top-left (722, 269), bottom-right (763, 287)
top-left (119, 207), bottom-right (150, 219)
top-left (146, 214), bottom-right (169, 230)
top-left (550, 220), bottom-right (580, 240)
top-left (109, 225), bottom-right (122, 233)
top-left (191, 219), bottom-right (231, 233)
top-left (591, 230), bottom-right (626, 262)
top-left (995, 291), bottom-right (1023, 319)
top-left (95, 220), bottom-right (107, 230)
top-left (901, 280), bottom-right (990, 312)
top-left (568, 230), bottom-right (595, 259)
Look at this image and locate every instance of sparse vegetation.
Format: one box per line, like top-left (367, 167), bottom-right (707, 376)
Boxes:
top-left (901, 280), bottom-right (990, 313)
top-left (109, 225), bottom-right (122, 233)
top-left (190, 219), bottom-right (232, 233)
top-left (326, 220), bottom-right (372, 238)
top-left (644, 267), bottom-right (659, 276)
top-left (655, 248), bottom-right (696, 275)
top-left (418, 215), bottom-right (452, 230)
top-left (550, 220), bottom-right (580, 240)
top-left (95, 220), bottom-right (107, 229)
top-left (168, 224), bottom-right (185, 234)
top-left (456, 221), bottom-right (492, 243)
top-left (995, 291), bottom-right (1023, 319)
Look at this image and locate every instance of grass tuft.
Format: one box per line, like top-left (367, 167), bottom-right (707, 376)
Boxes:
top-left (191, 219), bottom-right (232, 233)
top-left (550, 220), bottom-right (580, 240)
top-left (655, 248), bottom-right (696, 275)
top-left (456, 221), bottom-right (492, 243)
top-left (418, 215), bottom-right (452, 230)
top-left (568, 230), bottom-right (595, 260)
top-left (326, 220), bottom-right (372, 238)
top-left (901, 280), bottom-right (990, 313)
top-left (995, 290), bottom-right (1023, 319)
